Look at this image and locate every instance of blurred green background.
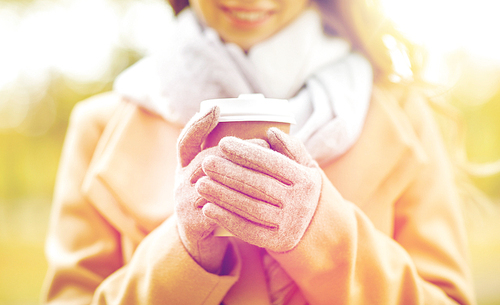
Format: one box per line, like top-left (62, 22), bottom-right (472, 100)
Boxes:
top-left (0, 0), bottom-right (499, 304)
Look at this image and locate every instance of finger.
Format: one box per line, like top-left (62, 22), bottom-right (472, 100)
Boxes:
top-left (194, 196), bottom-right (208, 209)
top-left (196, 176), bottom-right (280, 229)
top-left (202, 155), bottom-right (286, 207)
top-left (188, 164), bottom-right (205, 184)
top-left (267, 127), bottom-right (314, 166)
top-left (177, 106), bottom-right (220, 167)
top-left (219, 137), bottom-right (300, 184)
top-left (202, 202), bottom-right (278, 248)
top-left (245, 138), bottom-right (270, 149)
top-left (187, 145), bottom-right (222, 184)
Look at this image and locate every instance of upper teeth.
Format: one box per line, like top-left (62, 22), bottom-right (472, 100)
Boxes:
top-left (230, 10), bottom-right (268, 22)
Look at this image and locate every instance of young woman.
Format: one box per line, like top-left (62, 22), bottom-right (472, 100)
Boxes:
top-left (42, 0), bottom-right (476, 304)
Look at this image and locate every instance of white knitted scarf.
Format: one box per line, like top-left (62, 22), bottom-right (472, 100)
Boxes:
top-left (113, 8), bottom-right (373, 165)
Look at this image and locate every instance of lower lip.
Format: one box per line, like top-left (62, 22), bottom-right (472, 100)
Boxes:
top-left (220, 8), bottom-right (273, 29)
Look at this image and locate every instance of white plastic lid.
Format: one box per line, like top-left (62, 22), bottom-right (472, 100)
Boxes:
top-left (200, 94), bottom-right (296, 124)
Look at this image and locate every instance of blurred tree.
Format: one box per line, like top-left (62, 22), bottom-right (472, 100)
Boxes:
top-left (0, 48), bottom-right (141, 203)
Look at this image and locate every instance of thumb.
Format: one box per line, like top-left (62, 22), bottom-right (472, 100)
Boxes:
top-left (267, 127), bottom-right (315, 167)
top-left (178, 106), bottom-right (220, 167)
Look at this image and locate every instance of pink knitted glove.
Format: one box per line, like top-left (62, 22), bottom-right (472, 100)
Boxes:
top-left (175, 106), bottom-right (271, 272)
top-left (197, 127), bottom-right (322, 253)
top-left (174, 106), bottom-right (230, 274)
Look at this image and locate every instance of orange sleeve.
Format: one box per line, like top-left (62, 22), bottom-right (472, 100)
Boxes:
top-left (41, 95), bottom-right (240, 305)
top-left (270, 94), bottom-right (476, 305)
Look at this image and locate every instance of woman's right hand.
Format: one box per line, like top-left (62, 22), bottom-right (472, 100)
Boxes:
top-left (174, 106), bottom-right (271, 273)
top-left (174, 106), bottom-right (230, 274)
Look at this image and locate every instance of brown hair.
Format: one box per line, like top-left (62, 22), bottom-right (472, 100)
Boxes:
top-left (314, 0), bottom-right (424, 83)
top-left (166, 0), bottom-right (424, 84)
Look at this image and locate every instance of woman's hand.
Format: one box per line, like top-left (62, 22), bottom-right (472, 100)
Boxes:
top-left (197, 127), bottom-right (322, 253)
top-left (174, 106), bottom-right (271, 272)
top-left (174, 106), bottom-right (230, 274)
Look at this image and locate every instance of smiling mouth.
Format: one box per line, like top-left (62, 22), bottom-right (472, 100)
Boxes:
top-left (221, 7), bottom-right (274, 24)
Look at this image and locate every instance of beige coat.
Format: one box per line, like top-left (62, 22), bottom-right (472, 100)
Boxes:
top-left (41, 85), bottom-right (476, 304)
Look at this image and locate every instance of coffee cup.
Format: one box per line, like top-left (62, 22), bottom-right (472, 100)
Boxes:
top-left (199, 93), bottom-right (296, 236)
top-left (200, 93), bottom-right (296, 148)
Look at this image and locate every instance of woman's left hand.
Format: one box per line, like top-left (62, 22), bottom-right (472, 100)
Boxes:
top-left (196, 127), bottom-right (322, 253)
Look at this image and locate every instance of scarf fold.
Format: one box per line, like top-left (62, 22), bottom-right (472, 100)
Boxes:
top-left (113, 7), bottom-right (373, 165)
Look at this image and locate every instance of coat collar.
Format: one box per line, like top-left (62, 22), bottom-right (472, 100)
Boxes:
top-left (321, 86), bottom-right (428, 234)
top-left (322, 86), bottom-right (427, 205)
top-left (82, 102), bottom-right (181, 243)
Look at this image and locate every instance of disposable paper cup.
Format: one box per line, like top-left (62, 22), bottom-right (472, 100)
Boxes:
top-left (199, 93), bottom-right (296, 236)
top-left (200, 94), bottom-right (296, 148)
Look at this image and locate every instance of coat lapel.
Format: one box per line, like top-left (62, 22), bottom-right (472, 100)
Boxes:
top-left (82, 101), bottom-right (181, 245)
top-left (322, 86), bottom-right (427, 235)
